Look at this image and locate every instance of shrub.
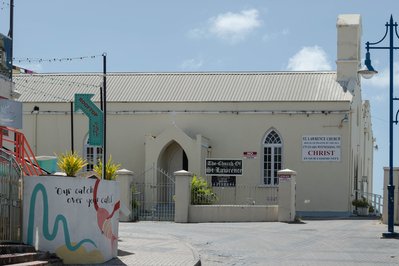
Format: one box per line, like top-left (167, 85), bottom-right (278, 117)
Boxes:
top-left (369, 205), bottom-right (375, 213)
top-left (57, 151), bottom-right (87, 177)
top-left (94, 155), bottom-right (121, 180)
top-left (191, 175), bottom-right (217, 205)
top-left (352, 197), bottom-right (369, 208)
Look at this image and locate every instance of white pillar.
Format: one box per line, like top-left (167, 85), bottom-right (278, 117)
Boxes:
top-left (278, 169), bottom-right (296, 222)
top-left (116, 169), bottom-right (134, 221)
top-left (174, 170), bottom-right (192, 223)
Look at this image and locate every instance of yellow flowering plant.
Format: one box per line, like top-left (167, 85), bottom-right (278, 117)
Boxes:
top-left (57, 151), bottom-right (87, 177)
top-left (94, 155), bottom-right (121, 180)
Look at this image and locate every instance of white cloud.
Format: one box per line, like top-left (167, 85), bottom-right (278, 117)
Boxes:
top-left (209, 9), bottom-right (261, 43)
top-left (180, 57), bottom-right (203, 70)
top-left (361, 62), bottom-right (399, 88)
top-left (188, 9), bottom-right (262, 44)
top-left (286, 46), bottom-right (332, 71)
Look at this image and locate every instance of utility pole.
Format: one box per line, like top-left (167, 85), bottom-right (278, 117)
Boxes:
top-left (102, 53), bottom-right (107, 180)
top-left (8, 0), bottom-right (14, 81)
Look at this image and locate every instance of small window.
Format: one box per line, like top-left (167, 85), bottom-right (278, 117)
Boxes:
top-left (84, 144), bottom-right (103, 171)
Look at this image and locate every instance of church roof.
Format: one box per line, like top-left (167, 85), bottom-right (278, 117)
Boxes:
top-left (14, 71), bottom-right (352, 103)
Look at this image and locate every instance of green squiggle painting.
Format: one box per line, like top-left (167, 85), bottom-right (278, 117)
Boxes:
top-left (27, 183), bottom-right (97, 251)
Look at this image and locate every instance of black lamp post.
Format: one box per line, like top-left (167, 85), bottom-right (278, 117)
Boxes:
top-left (359, 15), bottom-right (399, 238)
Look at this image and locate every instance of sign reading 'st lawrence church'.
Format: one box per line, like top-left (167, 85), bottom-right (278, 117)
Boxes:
top-left (302, 135), bottom-right (341, 161)
top-left (205, 159), bottom-right (243, 176)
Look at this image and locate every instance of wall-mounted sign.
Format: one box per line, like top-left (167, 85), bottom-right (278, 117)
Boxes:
top-left (302, 135), bottom-right (341, 161)
top-left (0, 98), bottom-right (22, 129)
top-left (205, 159), bottom-right (242, 176)
top-left (278, 175), bottom-right (291, 183)
top-left (212, 176), bottom-right (236, 187)
top-left (74, 94), bottom-right (103, 146)
top-left (243, 151), bottom-right (257, 159)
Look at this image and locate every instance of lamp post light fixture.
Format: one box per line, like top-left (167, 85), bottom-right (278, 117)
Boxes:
top-left (359, 15), bottom-right (399, 238)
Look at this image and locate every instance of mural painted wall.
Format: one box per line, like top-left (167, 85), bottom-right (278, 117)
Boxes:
top-left (23, 176), bottom-right (120, 264)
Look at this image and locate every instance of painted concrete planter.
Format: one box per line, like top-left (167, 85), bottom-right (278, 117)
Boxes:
top-left (357, 207), bottom-right (369, 216)
top-left (23, 176), bottom-right (120, 264)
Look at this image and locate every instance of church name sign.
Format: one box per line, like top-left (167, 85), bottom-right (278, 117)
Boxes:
top-left (205, 159), bottom-right (243, 176)
top-left (302, 135), bottom-right (341, 161)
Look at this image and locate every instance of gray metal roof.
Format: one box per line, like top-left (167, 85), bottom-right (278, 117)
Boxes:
top-left (14, 72), bottom-right (352, 103)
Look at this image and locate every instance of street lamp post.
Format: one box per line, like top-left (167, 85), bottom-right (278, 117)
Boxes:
top-left (359, 15), bottom-right (399, 238)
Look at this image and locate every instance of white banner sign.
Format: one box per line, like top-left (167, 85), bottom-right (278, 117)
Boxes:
top-left (302, 135), bottom-right (341, 161)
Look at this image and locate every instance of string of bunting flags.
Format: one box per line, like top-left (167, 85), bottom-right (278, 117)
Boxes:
top-left (13, 54), bottom-right (103, 63)
top-left (13, 72), bottom-right (102, 90)
top-left (0, 1), bottom-right (10, 11)
top-left (16, 82), bottom-right (71, 102)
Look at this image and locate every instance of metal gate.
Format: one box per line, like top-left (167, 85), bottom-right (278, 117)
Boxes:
top-left (132, 167), bottom-right (175, 221)
top-left (0, 149), bottom-right (23, 243)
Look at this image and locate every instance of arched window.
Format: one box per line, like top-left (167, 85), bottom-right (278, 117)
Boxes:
top-left (83, 135), bottom-right (103, 171)
top-left (263, 130), bottom-right (283, 185)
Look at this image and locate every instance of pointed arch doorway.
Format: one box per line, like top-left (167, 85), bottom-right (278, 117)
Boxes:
top-left (145, 141), bottom-right (188, 221)
top-left (158, 141), bottom-right (188, 176)
top-left (140, 125), bottom-right (209, 221)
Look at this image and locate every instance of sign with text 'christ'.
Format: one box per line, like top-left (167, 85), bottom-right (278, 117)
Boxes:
top-left (302, 135), bottom-right (341, 161)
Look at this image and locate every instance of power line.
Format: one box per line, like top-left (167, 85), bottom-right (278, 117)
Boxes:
top-left (0, 1), bottom-right (10, 11)
top-left (14, 74), bottom-right (102, 90)
top-left (13, 54), bottom-right (102, 64)
top-left (16, 82), bottom-right (74, 102)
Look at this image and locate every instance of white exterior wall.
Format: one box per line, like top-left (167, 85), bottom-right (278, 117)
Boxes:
top-left (189, 205), bottom-right (278, 223)
top-left (22, 100), bottom-right (358, 215)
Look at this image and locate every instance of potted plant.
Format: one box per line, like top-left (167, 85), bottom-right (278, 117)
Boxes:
top-left (352, 197), bottom-right (369, 216)
top-left (94, 155), bottom-right (121, 180)
top-left (24, 152), bottom-right (120, 263)
top-left (57, 151), bottom-right (87, 177)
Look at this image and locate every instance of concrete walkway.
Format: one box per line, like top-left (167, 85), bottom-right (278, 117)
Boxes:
top-left (107, 230), bottom-right (201, 265)
top-left (83, 218), bottom-right (399, 265)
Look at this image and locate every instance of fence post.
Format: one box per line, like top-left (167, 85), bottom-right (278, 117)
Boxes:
top-left (174, 170), bottom-right (192, 223)
top-left (116, 169), bottom-right (135, 221)
top-left (278, 169), bottom-right (296, 222)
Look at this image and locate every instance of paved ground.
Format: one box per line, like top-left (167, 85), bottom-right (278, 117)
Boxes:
top-left (98, 218), bottom-right (399, 265)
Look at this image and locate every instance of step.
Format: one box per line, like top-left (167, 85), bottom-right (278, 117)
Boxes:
top-left (37, 252), bottom-right (63, 266)
top-left (0, 252), bottom-right (38, 265)
top-left (4, 258), bottom-right (64, 266)
top-left (3, 260), bottom-right (49, 266)
top-left (0, 244), bottom-right (36, 254)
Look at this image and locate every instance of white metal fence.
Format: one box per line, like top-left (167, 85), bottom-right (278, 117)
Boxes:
top-left (0, 149), bottom-right (23, 243)
top-left (354, 190), bottom-right (383, 215)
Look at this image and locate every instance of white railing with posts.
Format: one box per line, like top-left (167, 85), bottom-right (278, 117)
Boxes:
top-left (354, 190), bottom-right (383, 216)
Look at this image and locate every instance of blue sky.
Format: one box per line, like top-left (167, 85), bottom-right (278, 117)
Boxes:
top-left (1, 0), bottom-right (399, 195)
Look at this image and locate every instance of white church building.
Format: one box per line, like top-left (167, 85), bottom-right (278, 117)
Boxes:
top-left (14, 14), bottom-right (374, 217)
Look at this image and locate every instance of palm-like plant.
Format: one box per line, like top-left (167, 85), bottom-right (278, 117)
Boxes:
top-left (57, 151), bottom-right (87, 177)
top-left (94, 155), bottom-right (121, 180)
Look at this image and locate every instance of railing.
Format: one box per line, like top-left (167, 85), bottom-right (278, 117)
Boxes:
top-left (192, 184), bottom-right (279, 206)
top-left (0, 126), bottom-right (43, 176)
top-left (354, 190), bottom-right (383, 215)
top-left (0, 149), bottom-right (23, 243)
